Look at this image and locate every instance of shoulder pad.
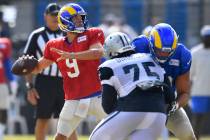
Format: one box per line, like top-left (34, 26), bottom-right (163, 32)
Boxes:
top-left (88, 27), bottom-right (103, 33)
top-left (132, 35), bottom-right (150, 53)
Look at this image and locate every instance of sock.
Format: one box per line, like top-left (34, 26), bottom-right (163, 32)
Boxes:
top-left (0, 123), bottom-right (5, 140)
top-left (161, 127), bottom-right (169, 140)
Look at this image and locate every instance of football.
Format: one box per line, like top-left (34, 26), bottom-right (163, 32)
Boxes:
top-left (11, 55), bottom-right (38, 75)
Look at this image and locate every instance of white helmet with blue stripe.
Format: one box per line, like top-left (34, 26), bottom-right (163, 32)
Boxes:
top-left (104, 32), bottom-right (134, 59)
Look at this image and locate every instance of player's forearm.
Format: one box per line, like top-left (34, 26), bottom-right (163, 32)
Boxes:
top-left (31, 65), bottom-right (42, 74)
top-left (175, 72), bottom-right (190, 108)
top-left (31, 61), bottom-right (44, 74)
top-left (31, 57), bottom-right (53, 74)
top-left (24, 74), bottom-right (33, 83)
top-left (102, 84), bottom-right (118, 114)
top-left (73, 48), bottom-right (104, 60)
top-left (177, 93), bottom-right (190, 107)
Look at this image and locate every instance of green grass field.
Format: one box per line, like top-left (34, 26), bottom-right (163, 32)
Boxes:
top-left (5, 135), bottom-right (87, 140)
top-left (4, 135), bottom-right (210, 140)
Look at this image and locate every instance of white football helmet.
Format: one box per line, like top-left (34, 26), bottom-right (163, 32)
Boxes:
top-left (104, 32), bottom-right (134, 59)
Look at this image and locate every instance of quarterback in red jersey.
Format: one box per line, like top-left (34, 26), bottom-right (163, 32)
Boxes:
top-left (0, 37), bottom-right (17, 139)
top-left (28, 3), bottom-right (106, 140)
top-left (44, 27), bottom-right (103, 100)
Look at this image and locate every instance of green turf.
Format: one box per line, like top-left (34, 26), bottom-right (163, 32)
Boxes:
top-left (4, 135), bottom-right (210, 140)
top-left (4, 135), bottom-right (88, 140)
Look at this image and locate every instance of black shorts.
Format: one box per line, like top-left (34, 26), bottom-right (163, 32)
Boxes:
top-left (34, 75), bottom-right (64, 119)
top-left (0, 110), bottom-right (7, 123)
top-left (116, 87), bottom-right (166, 113)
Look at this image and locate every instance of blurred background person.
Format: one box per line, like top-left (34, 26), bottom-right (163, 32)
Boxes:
top-left (142, 25), bottom-right (153, 37)
top-left (107, 16), bottom-right (138, 39)
top-left (23, 3), bottom-right (77, 140)
top-left (141, 16), bottom-right (162, 37)
top-left (140, 16), bottom-right (164, 49)
top-left (98, 13), bottom-right (117, 37)
top-left (0, 37), bottom-right (18, 140)
top-left (99, 13), bottom-right (137, 39)
top-left (190, 25), bottom-right (210, 140)
top-left (0, 11), bottom-right (11, 38)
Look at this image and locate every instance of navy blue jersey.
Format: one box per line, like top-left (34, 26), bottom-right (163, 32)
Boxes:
top-left (132, 35), bottom-right (192, 92)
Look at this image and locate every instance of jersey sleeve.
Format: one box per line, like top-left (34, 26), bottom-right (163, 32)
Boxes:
top-left (23, 32), bottom-right (37, 57)
top-left (179, 44), bottom-right (192, 75)
top-left (43, 40), bottom-right (54, 61)
top-left (99, 64), bottom-right (117, 114)
top-left (102, 84), bottom-right (118, 114)
top-left (132, 35), bottom-right (150, 53)
top-left (88, 28), bottom-right (105, 47)
top-left (98, 66), bottom-right (114, 86)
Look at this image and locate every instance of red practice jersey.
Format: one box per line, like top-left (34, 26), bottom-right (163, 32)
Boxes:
top-left (0, 38), bottom-right (12, 83)
top-left (44, 27), bottom-right (105, 100)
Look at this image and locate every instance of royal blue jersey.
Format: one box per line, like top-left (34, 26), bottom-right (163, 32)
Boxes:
top-left (132, 35), bottom-right (192, 92)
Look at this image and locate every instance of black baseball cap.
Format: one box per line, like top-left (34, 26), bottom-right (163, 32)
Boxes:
top-left (45, 3), bottom-right (61, 15)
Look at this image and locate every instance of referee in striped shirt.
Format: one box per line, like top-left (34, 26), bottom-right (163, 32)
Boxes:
top-left (23, 3), bottom-right (77, 140)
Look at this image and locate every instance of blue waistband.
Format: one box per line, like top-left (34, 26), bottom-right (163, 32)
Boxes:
top-left (78, 91), bottom-right (101, 99)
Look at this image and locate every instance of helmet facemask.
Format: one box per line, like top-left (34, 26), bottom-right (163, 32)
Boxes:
top-left (150, 44), bottom-right (176, 63)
